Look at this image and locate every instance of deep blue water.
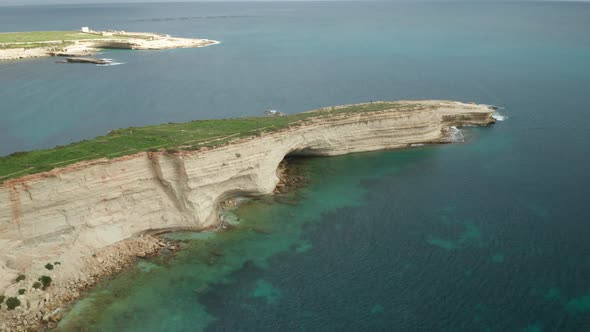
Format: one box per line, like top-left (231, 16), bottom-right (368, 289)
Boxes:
top-left (1, 1), bottom-right (590, 331)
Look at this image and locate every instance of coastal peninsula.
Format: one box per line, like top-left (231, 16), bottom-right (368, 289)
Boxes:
top-left (0, 101), bottom-right (495, 331)
top-left (0, 28), bottom-right (219, 61)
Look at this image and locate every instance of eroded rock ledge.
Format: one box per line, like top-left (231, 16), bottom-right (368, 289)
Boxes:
top-left (0, 100), bottom-right (495, 330)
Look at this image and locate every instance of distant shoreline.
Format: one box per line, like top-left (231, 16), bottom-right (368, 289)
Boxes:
top-left (0, 29), bottom-right (219, 61)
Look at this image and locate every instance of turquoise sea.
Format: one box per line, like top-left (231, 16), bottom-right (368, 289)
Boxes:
top-left (1, 1), bottom-right (590, 331)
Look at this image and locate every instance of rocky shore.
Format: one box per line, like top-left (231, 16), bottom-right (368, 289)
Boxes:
top-left (0, 234), bottom-right (184, 331)
top-left (274, 157), bottom-right (308, 194)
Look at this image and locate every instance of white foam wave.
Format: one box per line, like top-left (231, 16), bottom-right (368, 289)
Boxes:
top-left (484, 104), bottom-right (507, 121)
top-left (449, 126), bottom-right (465, 143)
top-left (97, 62), bottom-right (125, 67)
top-left (492, 113), bottom-right (507, 121)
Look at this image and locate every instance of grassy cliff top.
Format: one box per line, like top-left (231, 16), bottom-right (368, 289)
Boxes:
top-left (0, 102), bottom-right (414, 183)
top-left (0, 31), bottom-right (156, 50)
top-left (0, 31), bottom-right (109, 44)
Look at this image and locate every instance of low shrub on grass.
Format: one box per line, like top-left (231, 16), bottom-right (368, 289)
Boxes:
top-left (39, 276), bottom-right (52, 290)
top-left (6, 297), bottom-right (20, 310)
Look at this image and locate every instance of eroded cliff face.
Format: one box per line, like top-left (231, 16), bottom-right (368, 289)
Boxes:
top-left (0, 101), bottom-right (494, 306)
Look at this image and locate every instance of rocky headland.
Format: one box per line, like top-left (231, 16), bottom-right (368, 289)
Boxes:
top-left (0, 30), bottom-right (219, 61)
top-left (0, 101), bottom-right (495, 331)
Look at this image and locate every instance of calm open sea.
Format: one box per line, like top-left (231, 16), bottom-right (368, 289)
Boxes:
top-left (1, 1), bottom-right (590, 331)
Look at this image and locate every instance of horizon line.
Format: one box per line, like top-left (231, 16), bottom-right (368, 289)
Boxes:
top-left (2, 0), bottom-right (590, 8)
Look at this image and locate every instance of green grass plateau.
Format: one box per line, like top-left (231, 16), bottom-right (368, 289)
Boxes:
top-left (0, 31), bottom-right (108, 46)
top-left (0, 102), bottom-right (412, 183)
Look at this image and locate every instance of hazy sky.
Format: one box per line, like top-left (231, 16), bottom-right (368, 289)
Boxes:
top-left (2, 0), bottom-right (337, 5)
top-left (1, 0), bottom-right (587, 5)
top-left (0, 0), bottom-right (356, 6)
top-left (0, 0), bottom-right (321, 5)
top-left (2, 0), bottom-right (348, 5)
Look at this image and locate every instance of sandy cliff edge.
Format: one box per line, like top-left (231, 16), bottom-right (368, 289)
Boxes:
top-left (0, 100), bottom-right (495, 330)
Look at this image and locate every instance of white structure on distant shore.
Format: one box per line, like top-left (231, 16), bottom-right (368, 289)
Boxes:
top-left (80, 27), bottom-right (125, 36)
top-left (264, 109), bottom-right (285, 117)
